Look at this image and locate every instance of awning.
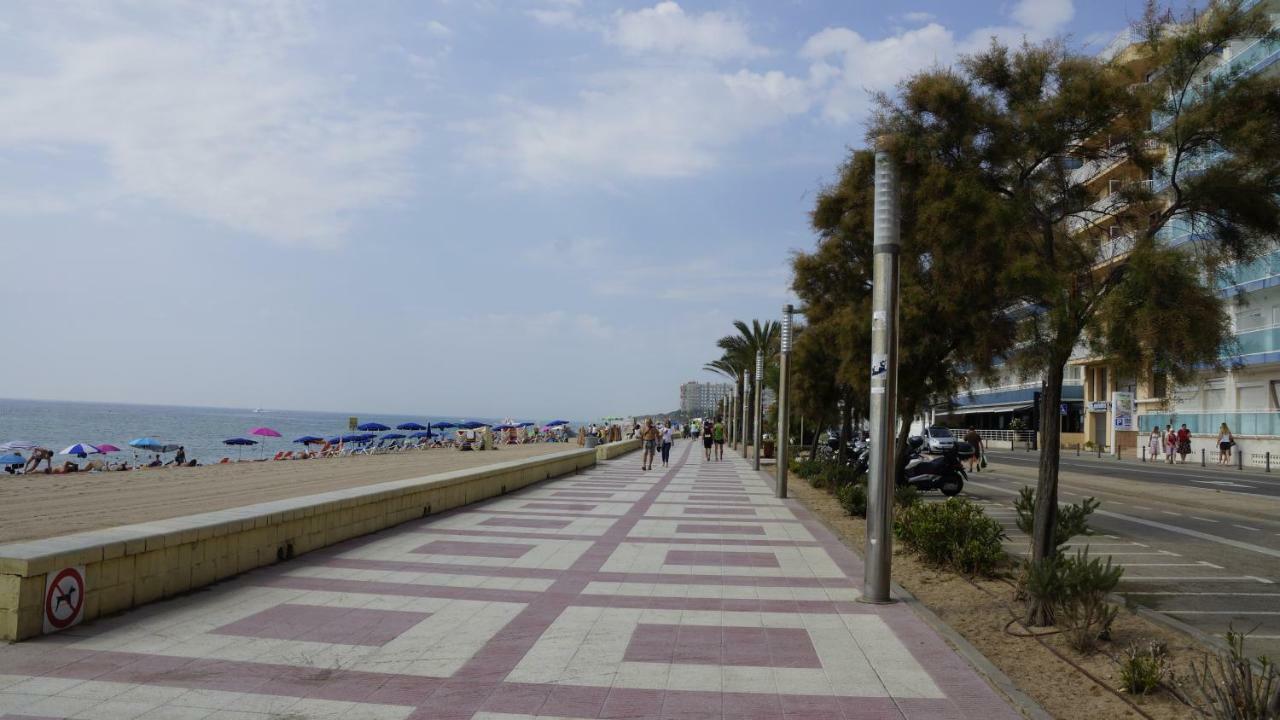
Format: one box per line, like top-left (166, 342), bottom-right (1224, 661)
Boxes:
top-left (936, 402), bottom-right (1033, 416)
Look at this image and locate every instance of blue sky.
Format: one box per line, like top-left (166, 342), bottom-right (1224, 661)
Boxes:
top-left (0, 0), bottom-right (1149, 420)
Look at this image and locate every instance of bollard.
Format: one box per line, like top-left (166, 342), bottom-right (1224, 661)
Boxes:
top-left (1238, 449), bottom-right (1243, 471)
top-left (1097, 443), bottom-right (1102, 459)
top-left (1201, 448), bottom-right (1206, 467)
top-left (1142, 446), bottom-right (1146, 463)
top-left (1076, 443), bottom-right (1080, 457)
top-left (1267, 451), bottom-right (1271, 473)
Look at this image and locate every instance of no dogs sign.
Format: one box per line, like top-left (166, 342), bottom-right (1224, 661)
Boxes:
top-left (43, 566), bottom-right (85, 633)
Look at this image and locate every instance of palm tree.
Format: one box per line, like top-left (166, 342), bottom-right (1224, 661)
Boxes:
top-left (708, 319), bottom-right (780, 446)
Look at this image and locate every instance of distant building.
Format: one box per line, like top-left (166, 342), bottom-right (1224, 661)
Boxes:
top-left (680, 381), bottom-right (733, 416)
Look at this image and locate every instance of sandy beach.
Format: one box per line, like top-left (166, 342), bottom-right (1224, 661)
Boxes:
top-left (0, 444), bottom-right (576, 544)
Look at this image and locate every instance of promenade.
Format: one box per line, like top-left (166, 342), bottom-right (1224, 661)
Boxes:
top-left (0, 441), bottom-right (1021, 720)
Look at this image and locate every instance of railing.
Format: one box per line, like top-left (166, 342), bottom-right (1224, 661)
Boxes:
top-left (1233, 324), bottom-right (1280, 357)
top-left (975, 429), bottom-right (1037, 443)
top-left (1218, 250), bottom-right (1280, 290)
top-left (1137, 411), bottom-right (1280, 436)
top-left (1151, 36), bottom-right (1280, 131)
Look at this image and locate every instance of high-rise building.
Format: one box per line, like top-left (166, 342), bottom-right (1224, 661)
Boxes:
top-left (680, 381), bottom-right (734, 416)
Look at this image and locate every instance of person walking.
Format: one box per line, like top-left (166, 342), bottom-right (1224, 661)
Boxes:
top-left (1165, 424), bottom-right (1177, 464)
top-left (641, 419), bottom-right (658, 471)
top-left (1218, 422), bottom-right (1235, 465)
top-left (660, 421), bottom-right (673, 468)
top-left (1177, 423), bottom-right (1192, 464)
top-left (702, 417), bottom-right (714, 461)
top-left (963, 427), bottom-right (984, 473)
top-left (1148, 426), bottom-right (1162, 462)
top-left (713, 416), bottom-right (725, 461)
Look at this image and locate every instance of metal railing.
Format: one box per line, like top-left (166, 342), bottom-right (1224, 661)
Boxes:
top-left (975, 429), bottom-right (1038, 443)
top-left (1137, 411), bottom-right (1280, 436)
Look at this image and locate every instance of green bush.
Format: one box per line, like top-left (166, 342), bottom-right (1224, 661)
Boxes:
top-left (1057, 548), bottom-right (1122, 652)
top-left (1014, 486), bottom-right (1099, 558)
top-left (837, 481), bottom-right (867, 517)
top-left (1184, 629), bottom-right (1280, 719)
top-left (791, 458), bottom-right (824, 479)
top-left (1120, 641), bottom-right (1169, 696)
top-left (894, 484), bottom-right (921, 509)
top-left (894, 498), bottom-right (1007, 576)
top-left (824, 463), bottom-right (863, 489)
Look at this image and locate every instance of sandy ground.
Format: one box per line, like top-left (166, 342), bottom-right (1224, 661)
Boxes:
top-left (0, 444), bottom-right (576, 544)
top-left (789, 476), bottom-right (1201, 720)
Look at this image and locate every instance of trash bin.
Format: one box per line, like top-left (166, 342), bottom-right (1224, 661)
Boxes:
top-left (585, 436), bottom-right (601, 449)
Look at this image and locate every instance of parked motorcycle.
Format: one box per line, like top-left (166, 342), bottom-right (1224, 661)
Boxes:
top-left (898, 436), bottom-right (966, 496)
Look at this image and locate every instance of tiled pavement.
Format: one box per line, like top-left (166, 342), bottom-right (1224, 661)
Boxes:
top-left (0, 441), bottom-right (1022, 719)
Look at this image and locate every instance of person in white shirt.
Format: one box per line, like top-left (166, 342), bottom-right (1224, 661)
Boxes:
top-left (660, 421), bottom-right (674, 467)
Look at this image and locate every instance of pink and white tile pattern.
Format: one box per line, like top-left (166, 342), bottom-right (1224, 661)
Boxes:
top-left (0, 442), bottom-right (1021, 719)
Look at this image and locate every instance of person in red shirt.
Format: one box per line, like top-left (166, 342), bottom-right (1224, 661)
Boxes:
top-left (1176, 424), bottom-right (1192, 464)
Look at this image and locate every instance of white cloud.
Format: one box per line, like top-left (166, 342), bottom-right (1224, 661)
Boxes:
top-left (1012, 0), bottom-right (1074, 34)
top-left (902, 12), bottom-right (936, 24)
top-left (472, 67), bottom-right (811, 184)
top-left (609, 2), bottom-right (765, 60)
top-left (426, 19), bottom-right (452, 37)
top-left (0, 2), bottom-right (417, 246)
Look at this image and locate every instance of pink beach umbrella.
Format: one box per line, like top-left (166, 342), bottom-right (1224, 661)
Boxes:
top-left (249, 427), bottom-right (282, 458)
top-left (95, 444), bottom-right (122, 453)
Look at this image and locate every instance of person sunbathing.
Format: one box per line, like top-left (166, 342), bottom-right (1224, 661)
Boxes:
top-left (51, 461), bottom-right (79, 474)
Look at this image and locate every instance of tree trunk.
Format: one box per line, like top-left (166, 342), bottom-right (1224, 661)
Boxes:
top-left (838, 399), bottom-right (853, 462)
top-left (1025, 359), bottom-right (1066, 626)
top-left (809, 414), bottom-right (825, 459)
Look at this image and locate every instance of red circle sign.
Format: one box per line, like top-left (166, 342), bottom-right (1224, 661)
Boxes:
top-left (44, 567), bottom-right (85, 630)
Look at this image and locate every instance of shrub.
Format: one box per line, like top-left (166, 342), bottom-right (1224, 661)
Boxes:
top-left (894, 498), bottom-right (1007, 576)
top-left (1183, 629), bottom-right (1280, 720)
top-left (1120, 641), bottom-right (1170, 696)
top-left (1017, 556), bottom-right (1064, 625)
top-left (791, 458), bottom-right (824, 480)
top-left (825, 463), bottom-right (863, 488)
top-left (894, 484), bottom-right (921, 509)
top-left (1014, 486), bottom-right (1099, 558)
top-left (1084, 440), bottom-right (1095, 451)
top-left (837, 481), bottom-right (867, 517)
top-left (1056, 548), bottom-right (1122, 652)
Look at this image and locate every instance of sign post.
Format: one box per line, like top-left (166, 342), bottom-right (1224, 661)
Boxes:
top-left (1111, 391), bottom-right (1134, 458)
top-left (862, 136), bottom-right (900, 605)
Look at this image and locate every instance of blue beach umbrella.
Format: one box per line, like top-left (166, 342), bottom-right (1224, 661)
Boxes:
top-left (327, 436), bottom-right (342, 443)
top-left (293, 436), bottom-right (324, 444)
top-left (341, 434), bottom-right (366, 443)
top-left (383, 433), bottom-right (406, 440)
top-left (396, 422), bottom-right (428, 431)
top-left (223, 437), bottom-right (257, 461)
top-left (0, 453), bottom-right (24, 465)
top-left (357, 422), bottom-right (390, 432)
top-left (408, 431), bottom-right (434, 439)
top-left (431, 422), bottom-right (457, 429)
top-left (459, 421), bottom-right (486, 430)
top-left (546, 420), bottom-right (570, 427)
top-left (59, 443), bottom-right (101, 458)
top-left (516, 422), bottom-right (535, 428)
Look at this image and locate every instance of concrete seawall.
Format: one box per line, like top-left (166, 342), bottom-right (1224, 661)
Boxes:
top-left (0, 441), bottom-right (639, 641)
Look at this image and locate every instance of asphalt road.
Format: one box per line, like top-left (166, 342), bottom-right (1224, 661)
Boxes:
top-left (952, 450), bottom-right (1280, 658)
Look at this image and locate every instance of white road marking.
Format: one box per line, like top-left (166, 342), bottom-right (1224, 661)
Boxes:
top-left (1118, 576), bottom-right (1274, 583)
top-left (1121, 562), bottom-right (1221, 568)
top-left (966, 480), bottom-right (1280, 561)
top-left (1117, 591), bottom-right (1280, 596)
top-left (1133, 506), bottom-right (1153, 511)
top-left (1235, 524), bottom-right (1261, 531)
top-left (1189, 516), bottom-right (1219, 523)
top-left (1162, 511), bottom-right (1183, 517)
top-left (1163, 610), bottom-right (1280, 615)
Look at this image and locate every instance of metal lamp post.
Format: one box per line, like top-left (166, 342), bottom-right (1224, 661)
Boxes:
top-left (776, 305), bottom-right (795, 498)
top-left (862, 136), bottom-right (901, 605)
top-left (741, 370), bottom-right (750, 458)
top-left (753, 350), bottom-right (764, 471)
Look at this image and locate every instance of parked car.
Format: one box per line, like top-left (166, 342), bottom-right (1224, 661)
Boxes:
top-left (923, 426), bottom-right (956, 453)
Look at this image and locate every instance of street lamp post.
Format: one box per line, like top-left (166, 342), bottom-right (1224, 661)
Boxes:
top-left (776, 305), bottom-right (795, 498)
top-left (862, 136), bottom-right (901, 605)
top-left (753, 350), bottom-right (764, 471)
top-left (741, 370), bottom-right (750, 458)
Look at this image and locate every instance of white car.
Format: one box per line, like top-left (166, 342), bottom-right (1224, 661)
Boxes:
top-left (923, 426), bottom-right (956, 453)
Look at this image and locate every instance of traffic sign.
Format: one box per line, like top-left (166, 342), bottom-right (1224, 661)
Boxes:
top-left (43, 566), bottom-right (85, 633)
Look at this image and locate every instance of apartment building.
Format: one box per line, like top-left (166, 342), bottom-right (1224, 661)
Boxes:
top-left (680, 381), bottom-right (733, 417)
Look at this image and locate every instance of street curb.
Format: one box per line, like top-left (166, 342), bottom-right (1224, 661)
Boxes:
top-left (756, 467), bottom-right (1053, 720)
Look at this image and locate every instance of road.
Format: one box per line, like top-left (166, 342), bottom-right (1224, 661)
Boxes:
top-left (953, 450), bottom-right (1280, 658)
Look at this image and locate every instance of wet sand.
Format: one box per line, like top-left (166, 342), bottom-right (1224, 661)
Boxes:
top-left (0, 444), bottom-right (577, 543)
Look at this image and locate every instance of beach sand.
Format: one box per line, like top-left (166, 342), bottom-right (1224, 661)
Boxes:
top-left (0, 444), bottom-right (579, 544)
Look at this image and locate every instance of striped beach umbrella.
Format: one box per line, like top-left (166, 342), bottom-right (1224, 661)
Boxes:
top-left (0, 440), bottom-right (38, 453)
top-left (59, 443), bottom-right (101, 457)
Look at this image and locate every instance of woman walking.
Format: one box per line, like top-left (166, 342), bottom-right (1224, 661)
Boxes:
top-left (1148, 426), bottom-right (1162, 462)
top-left (1218, 422), bottom-right (1235, 465)
top-left (1165, 424), bottom-right (1177, 464)
top-left (1177, 423), bottom-right (1192, 464)
top-left (660, 421), bottom-right (673, 468)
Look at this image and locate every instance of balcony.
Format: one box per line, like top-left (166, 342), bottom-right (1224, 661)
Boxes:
top-left (1151, 147), bottom-right (1226, 194)
top-left (1135, 411), bottom-right (1280, 436)
top-left (1233, 324), bottom-right (1280, 358)
top-left (1151, 34), bottom-right (1280, 131)
top-left (1219, 251), bottom-right (1280, 291)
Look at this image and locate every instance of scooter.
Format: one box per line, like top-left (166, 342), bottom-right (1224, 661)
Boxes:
top-left (898, 437), bottom-right (966, 496)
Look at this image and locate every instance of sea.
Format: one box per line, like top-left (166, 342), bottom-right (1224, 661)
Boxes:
top-left (0, 398), bottom-right (567, 466)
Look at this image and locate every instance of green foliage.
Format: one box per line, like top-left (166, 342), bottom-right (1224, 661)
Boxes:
top-left (1120, 641), bottom-right (1170, 696)
top-left (894, 484), bottom-right (922, 509)
top-left (837, 481), bottom-right (867, 518)
top-left (1056, 549), bottom-right (1122, 652)
top-left (1013, 486), bottom-right (1098, 557)
top-left (1184, 628), bottom-right (1280, 720)
top-left (791, 458), bottom-right (824, 480)
top-left (1018, 557), bottom-right (1065, 626)
top-left (1083, 440), bottom-right (1095, 451)
top-left (894, 498), bottom-right (1007, 576)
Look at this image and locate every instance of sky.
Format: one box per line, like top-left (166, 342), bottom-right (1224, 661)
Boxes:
top-left (0, 0), bottom-right (1155, 420)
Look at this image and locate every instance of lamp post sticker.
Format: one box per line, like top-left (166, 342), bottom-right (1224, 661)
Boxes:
top-left (871, 354), bottom-right (888, 378)
top-left (43, 566), bottom-right (86, 633)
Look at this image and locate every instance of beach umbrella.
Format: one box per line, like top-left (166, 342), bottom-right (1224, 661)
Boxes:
top-left (95, 443), bottom-right (122, 453)
top-left (341, 433), bottom-right (366, 443)
top-left (408, 431), bottom-right (434, 439)
top-left (223, 437), bottom-right (257, 461)
top-left (0, 440), bottom-right (37, 453)
top-left (293, 436), bottom-right (324, 444)
top-left (431, 422), bottom-right (457, 429)
top-left (546, 420), bottom-right (570, 427)
top-left (396, 422), bottom-right (428, 431)
top-left (459, 421), bottom-right (486, 430)
top-left (59, 443), bottom-right (101, 458)
top-left (516, 422), bottom-right (535, 428)
top-left (129, 437), bottom-right (162, 450)
top-left (357, 422), bottom-right (390, 432)
top-left (383, 433), bottom-right (406, 440)
top-left (492, 424), bottom-right (512, 431)
top-left (0, 453), bottom-right (24, 465)
top-left (249, 427), bottom-right (282, 438)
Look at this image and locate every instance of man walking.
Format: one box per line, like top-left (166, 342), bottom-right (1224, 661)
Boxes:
top-left (963, 427), bottom-right (984, 473)
top-left (713, 416), bottom-right (726, 461)
top-left (641, 419), bottom-right (658, 471)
